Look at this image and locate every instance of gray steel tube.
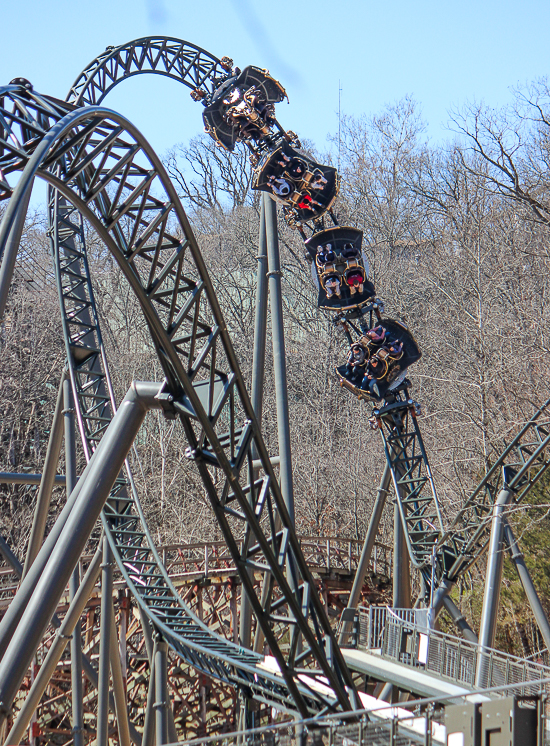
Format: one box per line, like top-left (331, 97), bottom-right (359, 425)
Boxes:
top-left (155, 640), bottom-right (170, 745)
top-left (142, 650), bottom-right (156, 746)
top-left (240, 196), bottom-right (269, 649)
top-left (442, 596), bottom-right (478, 643)
top-left (265, 193), bottom-right (295, 524)
top-left (5, 548), bottom-right (102, 746)
top-left (64, 379), bottom-right (85, 746)
top-left (97, 537), bottom-right (114, 746)
top-left (0, 473), bottom-right (66, 485)
top-left (388, 442), bottom-right (411, 609)
top-left (109, 598), bottom-right (131, 746)
top-left (431, 577), bottom-right (478, 642)
top-left (0, 381), bottom-right (164, 723)
top-left (339, 464), bottom-right (391, 645)
top-left (393, 501), bottom-right (411, 608)
top-left (0, 185), bottom-right (32, 322)
top-left (504, 521), bottom-right (550, 653)
top-left (0, 534), bottom-right (142, 744)
top-left (23, 371), bottom-right (67, 577)
top-left (431, 577), bottom-right (455, 617)
top-left (139, 605), bottom-right (154, 663)
top-left (0, 477), bottom-right (88, 658)
top-left (0, 536), bottom-right (22, 576)
top-left (251, 195), bottom-right (269, 433)
top-left (349, 464), bottom-right (391, 609)
top-left (475, 486), bottom-right (513, 687)
top-left (83, 658), bottom-right (142, 746)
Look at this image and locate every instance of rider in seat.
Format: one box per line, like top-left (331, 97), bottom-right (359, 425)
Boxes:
top-left (316, 243), bottom-right (336, 265)
top-left (360, 355), bottom-right (386, 398)
top-left (324, 274), bottom-right (341, 298)
top-left (345, 342), bottom-right (367, 380)
top-left (342, 242), bottom-right (360, 259)
top-left (346, 268), bottom-right (365, 295)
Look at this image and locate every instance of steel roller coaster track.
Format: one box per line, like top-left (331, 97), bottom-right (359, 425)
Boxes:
top-left (1, 35), bottom-right (550, 732)
top-left (66, 36), bottom-right (225, 106)
top-left (435, 397), bottom-right (550, 588)
top-left (373, 392), bottom-right (550, 599)
top-left (40, 31), bottom-right (550, 695)
top-left (60, 32), bottom-right (449, 621)
top-left (0, 85), bottom-right (357, 718)
top-left (375, 399), bottom-right (443, 573)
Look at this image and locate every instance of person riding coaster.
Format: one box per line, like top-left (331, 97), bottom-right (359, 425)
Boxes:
top-left (305, 227), bottom-right (376, 311)
top-left (202, 65), bottom-right (287, 152)
top-left (253, 142), bottom-right (339, 224)
top-left (335, 319), bottom-right (421, 402)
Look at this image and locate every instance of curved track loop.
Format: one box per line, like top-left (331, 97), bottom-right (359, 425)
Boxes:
top-left (0, 86), bottom-right (357, 717)
top-left (67, 36), bottom-right (224, 106)
top-left (436, 397), bottom-right (550, 586)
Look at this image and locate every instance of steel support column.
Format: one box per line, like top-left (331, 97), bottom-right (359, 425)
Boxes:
top-left (155, 639), bottom-right (170, 745)
top-left (142, 649), bottom-right (156, 746)
top-left (97, 536), bottom-right (114, 746)
top-left (139, 605), bottom-right (154, 663)
top-left (264, 193), bottom-right (303, 672)
top-left (5, 548), bottom-right (102, 746)
top-left (503, 521), bottom-right (550, 653)
top-left (109, 603), bottom-right (131, 746)
top-left (475, 486), bottom-right (513, 687)
top-left (351, 463), bottom-right (391, 608)
top-left (63, 378), bottom-right (85, 746)
top-left (393, 501), bottom-right (411, 608)
top-left (0, 381), bottom-right (165, 727)
top-left (22, 370), bottom-right (67, 577)
top-left (240, 195), bottom-right (269, 649)
top-left (339, 464), bottom-right (391, 644)
top-left (265, 193), bottom-right (295, 524)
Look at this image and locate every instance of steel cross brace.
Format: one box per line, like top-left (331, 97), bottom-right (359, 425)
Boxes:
top-left (0, 85), bottom-right (358, 717)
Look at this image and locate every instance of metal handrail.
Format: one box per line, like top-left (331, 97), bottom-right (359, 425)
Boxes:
top-left (350, 606), bottom-right (550, 696)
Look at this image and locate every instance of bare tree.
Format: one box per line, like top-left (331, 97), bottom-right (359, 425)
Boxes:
top-left (165, 134), bottom-right (255, 212)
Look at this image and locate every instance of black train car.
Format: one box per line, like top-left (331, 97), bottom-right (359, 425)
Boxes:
top-left (305, 227), bottom-right (375, 311)
top-left (336, 319), bottom-right (421, 401)
top-left (203, 65), bottom-right (287, 151)
top-left (253, 142), bottom-right (339, 225)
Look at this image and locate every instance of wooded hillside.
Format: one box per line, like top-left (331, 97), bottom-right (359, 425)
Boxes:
top-left (2, 79), bottom-right (550, 654)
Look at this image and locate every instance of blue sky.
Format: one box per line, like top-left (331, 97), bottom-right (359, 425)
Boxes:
top-left (2, 0), bottom-right (550, 207)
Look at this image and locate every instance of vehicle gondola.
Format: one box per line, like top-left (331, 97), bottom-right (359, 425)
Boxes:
top-left (335, 319), bottom-right (421, 401)
top-left (305, 227), bottom-right (375, 311)
top-left (202, 65), bottom-right (287, 152)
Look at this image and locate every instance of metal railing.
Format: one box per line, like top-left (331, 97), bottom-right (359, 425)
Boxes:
top-left (0, 537), bottom-right (392, 618)
top-left (346, 606), bottom-right (550, 696)
top-left (157, 536), bottom-right (392, 583)
top-left (181, 710), bottom-right (442, 746)
top-left (339, 606), bottom-right (424, 650)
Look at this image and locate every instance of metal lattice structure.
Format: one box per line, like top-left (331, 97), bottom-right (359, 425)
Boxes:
top-left (376, 400), bottom-right (443, 573)
top-left (3, 33), bottom-right (550, 745)
top-left (66, 36), bottom-right (224, 106)
top-left (0, 85), bottom-right (358, 720)
top-left (436, 397), bottom-right (550, 585)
